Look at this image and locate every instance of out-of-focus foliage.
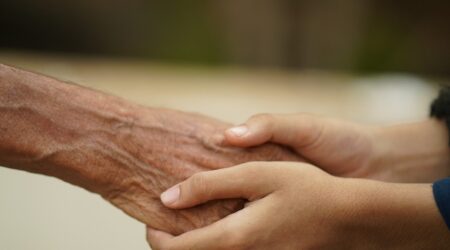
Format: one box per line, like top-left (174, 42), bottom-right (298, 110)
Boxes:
top-left (1, 0), bottom-right (449, 76)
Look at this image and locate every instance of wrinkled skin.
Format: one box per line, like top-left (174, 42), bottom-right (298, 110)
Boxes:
top-left (0, 64), bottom-right (301, 235)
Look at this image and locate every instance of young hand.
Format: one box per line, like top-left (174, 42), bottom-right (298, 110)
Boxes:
top-left (222, 113), bottom-right (450, 183)
top-left (146, 162), bottom-right (449, 250)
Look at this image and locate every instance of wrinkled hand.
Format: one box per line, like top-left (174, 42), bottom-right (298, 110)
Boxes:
top-left (89, 109), bottom-right (302, 235)
top-left (0, 64), bottom-right (303, 236)
top-left (147, 162), bottom-right (449, 250)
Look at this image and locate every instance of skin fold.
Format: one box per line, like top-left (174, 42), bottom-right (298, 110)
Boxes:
top-left (0, 63), bottom-right (302, 235)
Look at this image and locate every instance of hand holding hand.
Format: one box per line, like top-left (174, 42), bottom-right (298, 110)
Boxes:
top-left (222, 113), bottom-right (450, 182)
top-left (147, 162), bottom-right (449, 250)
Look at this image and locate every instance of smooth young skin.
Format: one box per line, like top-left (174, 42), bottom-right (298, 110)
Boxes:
top-left (222, 113), bottom-right (450, 183)
top-left (147, 162), bottom-right (450, 250)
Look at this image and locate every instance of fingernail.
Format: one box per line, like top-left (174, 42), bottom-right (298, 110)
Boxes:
top-left (228, 125), bottom-right (248, 137)
top-left (160, 185), bottom-right (180, 205)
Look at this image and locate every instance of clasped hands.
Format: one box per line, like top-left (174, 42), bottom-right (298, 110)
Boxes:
top-left (146, 114), bottom-right (450, 250)
top-left (5, 64), bottom-right (445, 249)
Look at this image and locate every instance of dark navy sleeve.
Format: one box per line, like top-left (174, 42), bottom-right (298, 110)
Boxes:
top-left (433, 179), bottom-right (450, 229)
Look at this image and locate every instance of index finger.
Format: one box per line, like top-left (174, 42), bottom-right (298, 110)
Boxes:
top-left (161, 162), bottom-right (279, 209)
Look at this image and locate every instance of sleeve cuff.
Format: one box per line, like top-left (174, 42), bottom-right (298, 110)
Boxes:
top-left (433, 178), bottom-right (450, 230)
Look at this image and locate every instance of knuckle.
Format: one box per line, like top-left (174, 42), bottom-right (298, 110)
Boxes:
top-left (226, 230), bottom-right (252, 250)
top-left (239, 162), bottom-right (260, 172)
top-left (219, 216), bottom-right (255, 250)
top-left (188, 172), bottom-right (209, 196)
top-left (241, 161), bottom-right (272, 172)
top-left (250, 113), bottom-right (275, 124)
top-left (236, 162), bottom-right (271, 188)
top-left (296, 113), bottom-right (324, 144)
top-left (243, 163), bottom-right (261, 176)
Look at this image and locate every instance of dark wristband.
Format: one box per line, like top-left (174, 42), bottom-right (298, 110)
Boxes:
top-left (430, 86), bottom-right (450, 145)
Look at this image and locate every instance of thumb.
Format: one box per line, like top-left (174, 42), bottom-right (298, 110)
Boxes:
top-left (224, 113), bottom-right (323, 148)
top-left (160, 163), bottom-right (276, 209)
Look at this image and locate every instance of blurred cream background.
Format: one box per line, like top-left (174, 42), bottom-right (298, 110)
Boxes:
top-left (0, 52), bottom-right (440, 250)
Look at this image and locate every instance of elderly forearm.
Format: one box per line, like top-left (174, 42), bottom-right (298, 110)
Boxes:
top-left (0, 63), bottom-right (301, 234)
top-left (0, 63), bottom-right (141, 193)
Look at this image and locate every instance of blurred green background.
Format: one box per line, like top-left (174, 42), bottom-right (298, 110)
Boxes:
top-left (1, 0), bottom-right (449, 76)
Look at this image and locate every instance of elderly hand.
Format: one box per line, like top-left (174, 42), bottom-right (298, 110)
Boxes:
top-left (0, 64), bottom-right (302, 236)
top-left (221, 113), bottom-right (450, 183)
top-left (147, 162), bottom-right (449, 250)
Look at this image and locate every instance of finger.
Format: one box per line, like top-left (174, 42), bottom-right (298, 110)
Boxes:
top-left (160, 162), bottom-right (277, 209)
top-left (225, 113), bottom-right (323, 148)
top-left (147, 198), bottom-right (269, 250)
top-left (147, 218), bottom-right (235, 250)
top-left (146, 226), bottom-right (175, 250)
